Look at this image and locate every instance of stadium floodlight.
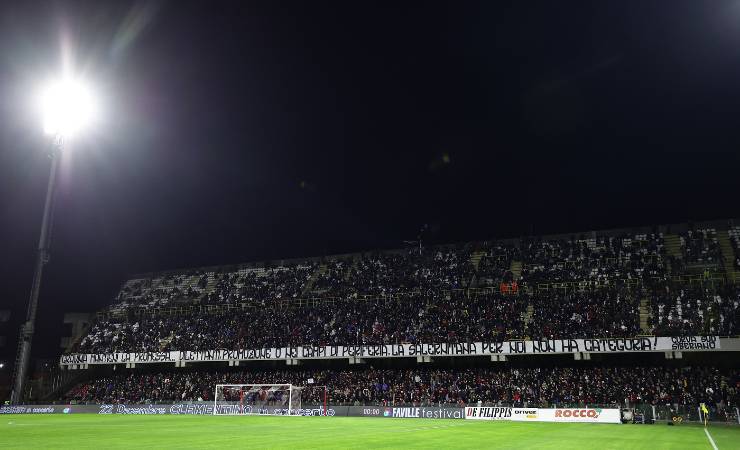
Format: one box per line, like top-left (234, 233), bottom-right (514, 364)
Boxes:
top-left (10, 75), bottom-right (98, 405)
top-left (38, 77), bottom-right (97, 136)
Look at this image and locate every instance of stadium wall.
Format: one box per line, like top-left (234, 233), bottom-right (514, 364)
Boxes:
top-left (0, 404), bottom-right (465, 418)
top-left (0, 404), bottom-right (616, 423)
top-left (4, 404), bottom-right (738, 424)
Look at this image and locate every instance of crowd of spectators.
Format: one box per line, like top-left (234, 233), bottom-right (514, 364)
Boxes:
top-left (528, 286), bottom-right (641, 339)
top-left (110, 264), bottom-right (316, 311)
top-left (650, 285), bottom-right (739, 336)
top-left (729, 227), bottom-right (740, 269)
top-left (64, 366), bottom-right (738, 410)
top-left (76, 277), bottom-right (739, 355)
top-left (68, 226), bottom-right (740, 358)
top-left (311, 259), bottom-right (353, 296)
top-left (475, 242), bottom-right (520, 287)
top-left (680, 229), bottom-right (721, 266)
top-left (105, 227), bottom-right (739, 316)
top-left (519, 234), bottom-right (666, 284)
top-left (314, 248), bottom-right (474, 298)
top-left (64, 228), bottom-right (739, 422)
top-left (201, 264), bottom-right (315, 305)
top-left (109, 247), bottom-right (476, 310)
top-left (75, 290), bottom-right (529, 353)
top-left (110, 272), bottom-right (212, 310)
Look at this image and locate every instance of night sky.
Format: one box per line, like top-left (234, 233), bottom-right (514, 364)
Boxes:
top-left (1, 0), bottom-right (740, 361)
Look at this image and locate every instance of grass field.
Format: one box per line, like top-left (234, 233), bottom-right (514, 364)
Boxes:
top-left (1, 415), bottom-right (738, 449)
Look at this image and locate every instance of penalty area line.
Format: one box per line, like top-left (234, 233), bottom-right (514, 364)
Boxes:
top-left (703, 428), bottom-right (719, 450)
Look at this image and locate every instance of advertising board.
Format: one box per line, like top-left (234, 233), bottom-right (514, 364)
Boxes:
top-left (539, 408), bottom-right (620, 424)
top-left (2, 404), bottom-right (618, 423)
top-left (359, 407), bottom-right (464, 419)
top-left (464, 407), bottom-right (512, 420)
top-left (464, 407), bottom-right (620, 424)
top-left (510, 408), bottom-right (540, 421)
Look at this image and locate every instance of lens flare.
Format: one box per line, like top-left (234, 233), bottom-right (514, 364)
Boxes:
top-left (38, 78), bottom-right (97, 136)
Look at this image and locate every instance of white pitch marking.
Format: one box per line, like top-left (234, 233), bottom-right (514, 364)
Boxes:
top-left (704, 428), bottom-right (719, 450)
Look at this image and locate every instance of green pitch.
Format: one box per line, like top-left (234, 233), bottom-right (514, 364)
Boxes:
top-left (1, 415), bottom-right (738, 449)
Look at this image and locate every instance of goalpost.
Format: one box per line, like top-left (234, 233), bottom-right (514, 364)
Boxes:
top-left (308, 384), bottom-right (329, 416)
top-left (214, 384), bottom-right (304, 416)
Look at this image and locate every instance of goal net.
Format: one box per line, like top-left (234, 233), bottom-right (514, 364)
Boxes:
top-left (214, 384), bottom-right (303, 416)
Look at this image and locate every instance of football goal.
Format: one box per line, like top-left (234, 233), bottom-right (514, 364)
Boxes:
top-left (214, 384), bottom-right (303, 416)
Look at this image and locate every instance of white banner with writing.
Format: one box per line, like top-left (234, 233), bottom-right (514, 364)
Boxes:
top-left (60, 336), bottom-right (721, 366)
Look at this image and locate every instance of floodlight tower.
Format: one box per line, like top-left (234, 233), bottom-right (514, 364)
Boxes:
top-left (10, 78), bottom-right (96, 404)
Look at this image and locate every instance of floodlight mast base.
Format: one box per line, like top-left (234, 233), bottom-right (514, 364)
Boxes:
top-left (10, 136), bottom-right (63, 405)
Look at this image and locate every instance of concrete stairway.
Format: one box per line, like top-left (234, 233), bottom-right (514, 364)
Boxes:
top-left (159, 333), bottom-right (174, 351)
top-left (470, 250), bottom-right (486, 270)
top-left (148, 276), bottom-right (165, 293)
top-left (202, 273), bottom-right (219, 295)
top-left (639, 298), bottom-right (652, 333)
top-left (344, 257), bottom-right (358, 282)
top-left (717, 230), bottom-right (738, 282)
top-left (510, 260), bottom-right (523, 279)
top-left (664, 234), bottom-right (682, 259)
top-left (302, 264), bottom-right (326, 296)
top-left (182, 274), bottom-right (202, 292)
top-left (522, 304), bottom-right (535, 338)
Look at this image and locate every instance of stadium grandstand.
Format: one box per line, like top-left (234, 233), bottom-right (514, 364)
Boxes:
top-left (24, 219), bottom-right (732, 429)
